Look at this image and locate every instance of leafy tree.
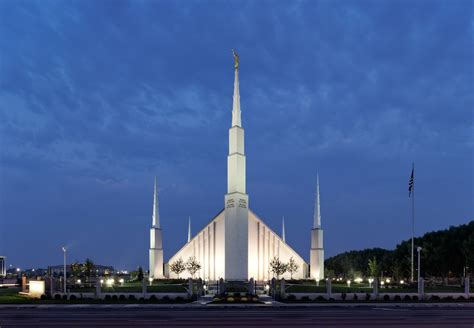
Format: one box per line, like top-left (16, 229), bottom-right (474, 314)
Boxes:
top-left (71, 261), bottom-right (83, 278)
top-left (324, 268), bottom-right (335, 280)
top-left (84, 258), bottom-right (95, 281)
top-left (368, 257), bottom-right (378, 278)
top-left (287, 257), bottom-right (299, 279)
top-left (390, 260), bottom-right (404, 282)
top-left (186, 256), bottom-right (201, 278)
top-left (269, 257), bottom-right (287, 279)
top-left (137, 266), bottom-right (144, 282)
top-left (170, 258), bottom-right (186, 279)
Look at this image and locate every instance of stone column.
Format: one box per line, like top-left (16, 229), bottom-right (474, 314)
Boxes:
top-left (21, 276), bottom-right (27, 293)
top-left (464, 277), bottom-right (470, 298)
top-left (326, 279), bottom-right (332, 297)
top-left (142, 278), bottom-right (147, 297)
top-left (188, 278), bottom-right (193, 298)
top-left (280, 279), bottom-right (286, 300)
top-left (418, 277), bottom-right (424, 300)
top-left (271, 278), bottom-right (276, 298)
top-left (373, 278), bottom-right (379, 300)
top-left (219, 278), bottom-right (225, 295)
top-left (248, 278), bottom-right (255, 295)
top-left (95, 279), bottom-right (101, 299)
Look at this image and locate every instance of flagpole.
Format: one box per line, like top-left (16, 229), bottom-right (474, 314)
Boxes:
top-left (411, 163), bottom-right (415, 283)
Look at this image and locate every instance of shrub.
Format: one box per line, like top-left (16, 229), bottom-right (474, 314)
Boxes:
top-left (112, 295), bottom-right (118, 301)
top-left (252, 297), bottom-right (259, 302)
top-left (301, 296), bottom-right (310, 302)
top-left (128, 295), bottom-right (136, 300)
top-left (316, 296), bottom-right (326, 301)
top-left (105, 295), bottom-right (111, 300)
top-left (353, 294), bottom-right (358, 301)
top-left (286, 294), bottom-right (296, 301)
top-left (403, 295), bottom-right (411, 301)
top-left (162, 295), bottom-right (171, 301)
top-left (431, 295), bottom-right (440, 301)
top-left (139, 297), bottom-right (145, 302)
top-left (394, 295), bottom-right (401, 301)
top-left (40, 294), bottom-right (50, 300)
top-left (329, 298), bottom-right (335, 302)
top-left (241, 297), bottom-right (248, 301)
top-left (176, 296), bottom-right (184, 302)
top-left (365, 293), bottom-right (371, 301)
top-left (383, 295), bottom-right (390, 301)
top-left (443, 296), bottom-right (453, 301)
top-left (69, 295), bottom-right (77, 300)
top-left (149, 295), bottom-right (157, 301)
top-left (62, 295), bottom-right (68, 300)
top-left (54, 294), bottom-right (62, 300)
top-left (341, 293), bottom-right (347, 301)
top-left (412, 295), bottom-right (419, 301)
top-left (457, 296), bottom-right (465, 301)
top-left (119, 295), bottom-right (126, 301)
top-left (227, 297), bottom-right (234, 302)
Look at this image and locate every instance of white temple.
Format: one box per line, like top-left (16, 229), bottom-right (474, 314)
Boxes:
top-left (149, 51), bottom-right (325, 281)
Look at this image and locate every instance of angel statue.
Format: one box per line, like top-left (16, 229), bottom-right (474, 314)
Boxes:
top-left (232, 49), bottom-right (239, 69)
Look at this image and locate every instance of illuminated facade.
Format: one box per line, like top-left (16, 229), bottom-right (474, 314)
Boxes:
top-left (155, 53), bottom-right (324, 281)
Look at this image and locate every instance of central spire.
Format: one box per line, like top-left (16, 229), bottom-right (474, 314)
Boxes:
top-left (232, 49), bottom-right (241, 127)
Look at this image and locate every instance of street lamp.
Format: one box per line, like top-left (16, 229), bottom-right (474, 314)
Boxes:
top-left (417, 247), bottom-right (422, 282)
top-left (62, 247), bottom-right (67, 293)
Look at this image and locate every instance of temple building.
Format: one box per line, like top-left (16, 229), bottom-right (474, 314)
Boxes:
top-left (149, 51), bottom-right (324, 281)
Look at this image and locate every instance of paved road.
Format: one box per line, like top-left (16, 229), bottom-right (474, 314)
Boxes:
top-left (0, 306), bottom-right (473, 327)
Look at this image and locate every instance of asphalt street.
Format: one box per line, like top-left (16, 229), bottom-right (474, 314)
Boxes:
top-left (0, 306), bottom-right (473, 327)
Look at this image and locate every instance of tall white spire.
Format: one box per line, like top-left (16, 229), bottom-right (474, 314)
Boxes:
top-left (232, 49), bottom-right (241, 127)
top-left (152, 176), bottom-right (160, 228)
top-left (313, 174), bottom-right (321, 229)
top-left (282, 216), bottom-right (286, 242)
top-left (187, 216), bottom-right (191, 243)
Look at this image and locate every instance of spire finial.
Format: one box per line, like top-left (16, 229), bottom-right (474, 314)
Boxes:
top-left (313, 173), bottom-right (321, 229)
top-left (152, 176), bottom-right (160, 228)
top-left (187, 216), bottom-right (191, 243)
top-left (231, 50), bottom-right (241, 127)
top-left (282, 216), bottom-right (286, 242)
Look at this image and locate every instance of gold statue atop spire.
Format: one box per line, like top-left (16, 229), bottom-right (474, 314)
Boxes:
top-left (232, 49), bottom-right (239, 70)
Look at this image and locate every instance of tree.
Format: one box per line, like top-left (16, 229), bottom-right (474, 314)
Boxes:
top-left (137, 266), bottom-right (144, 282)
top-left (170, 258), bottom-right (186, 279)
top-left (391, 260), bottom-right (404, 282)
top-left (269, 257), bottom-right (287, 279)
top-left (287, 257), bottom-right (299, 279)
top-left (84, 258), bottom-right (95, 281)
top-left (368, 257), bottom-right (379, 278)
top-left (186, 256), bottom-right (201, 278)
top-left (71, 261), bottom-right (83, 279)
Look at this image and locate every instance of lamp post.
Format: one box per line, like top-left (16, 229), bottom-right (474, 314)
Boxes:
top-left (62, 247), bottom-right (67, 293)
top-left (417, 246), bottom-right (422, 282)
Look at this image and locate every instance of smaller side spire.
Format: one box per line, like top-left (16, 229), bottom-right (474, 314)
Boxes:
top-left (313, 173), bottom-right (321, 229)
top-left (282, 216), bottom-right (286, 242)
top-left (152, 176), bottom-right (160, 228)
top-left (187, 216), bottom-right (191, 243)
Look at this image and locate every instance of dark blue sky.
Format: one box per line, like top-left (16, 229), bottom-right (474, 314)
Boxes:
top-left (0, 0), bottom-right (472, 271)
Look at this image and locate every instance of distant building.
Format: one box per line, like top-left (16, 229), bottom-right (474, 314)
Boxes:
top-left (48, 264), bottom-right (114, 277)
top-left (0, 256), bottom-right (5, 277)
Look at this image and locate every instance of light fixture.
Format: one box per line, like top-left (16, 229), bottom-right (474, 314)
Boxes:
top-left (400, 280), bottom-right (405, 285)
top-left (77, 279), bottom-right (81, 284)
top-left (106, 279), bottom-right (114, 286)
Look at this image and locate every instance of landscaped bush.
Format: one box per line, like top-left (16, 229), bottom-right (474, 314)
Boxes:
top-left (431, 295), bottom-right (440, 301)
top-left (119, 295), bottom-right (126, 301)
top-left (341, 293), bottom-right (347, 300)
top-left (139, 297), bottom-right (145, 302)
top-left (149, 295), bottom-right (157, 301)
top-left (128, 295), bottom-right (136, 300)
top-left (316, 296), bottom-right (325, 301)
top-left (403, 295), bottom-right (411, 301)
top-left (112, 295), bottom-right (118, 301)
top-left (394, 295), bottom-right (401, 301)
top-left (69, 295), bottom-right (77, 300)
top-left (412, 295), bottom-right (418, 301)
top-left (383, 295), bottom-right (390, 301)
top-left (162, 295), bottom-right (170, 301)
top-left (62, 295), bottom-right (68, 300)
top-left (301, 296), bottom-right (310, 302)
top-left (457, 296), bottom-right (465, 301)
top-left (365, 293), bottom-right (371, 301)
top-left (443, 296), bottom-right (453, 301)
top-left (104, 295), bottom-right (111, 300)
top-left (175, 296), bottom-right (184, 302)
top-left (353, 294), bottom-right (358, 301)
top-left (241, 297), bottom-right (248, 301)
top-left (329, 298), bottom-right (335, 302)
top-left (227, 296), bottom-right (234, 302)
top-left (54, 294), bottom-right (61, 300)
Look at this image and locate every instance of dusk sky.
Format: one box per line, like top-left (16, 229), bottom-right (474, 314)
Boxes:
top-left (0, 0), bottom-right (472, 271)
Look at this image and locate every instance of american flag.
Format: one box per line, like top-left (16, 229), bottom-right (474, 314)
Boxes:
top-left (408, 166), bottom-right (414, 197)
